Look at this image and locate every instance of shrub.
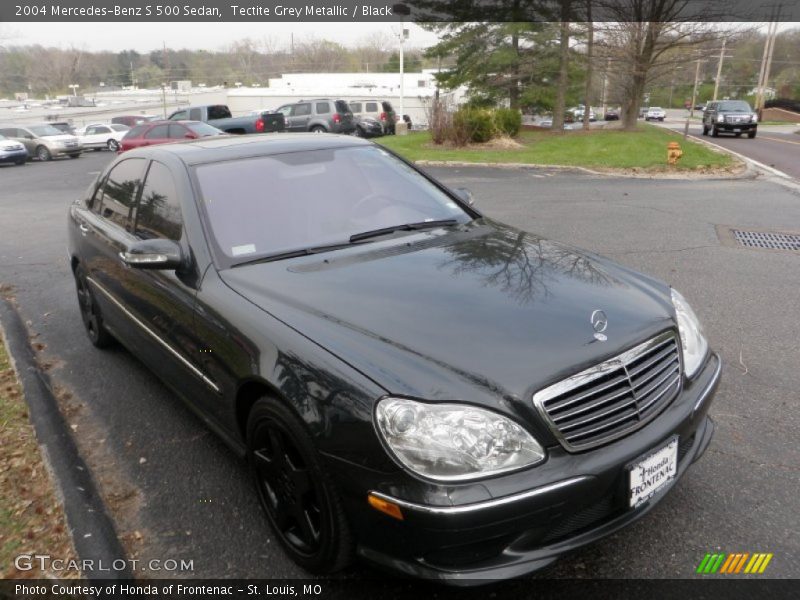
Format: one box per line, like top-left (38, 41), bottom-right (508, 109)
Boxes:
top-left (494, 108), bottom-right (522, 137)
top-left (425, 97), bottom-right (453, 145)
top-left (452, 108), bottom-right (495, 144)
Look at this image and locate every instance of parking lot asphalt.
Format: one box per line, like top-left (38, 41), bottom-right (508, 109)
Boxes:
top-left (1, 150), bottom-right (799, 582)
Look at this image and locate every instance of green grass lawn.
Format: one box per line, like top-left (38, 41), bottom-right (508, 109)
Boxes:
top-left (376, 125), bottom-right (735, 171)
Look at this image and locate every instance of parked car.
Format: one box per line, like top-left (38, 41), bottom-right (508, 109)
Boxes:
top-left (694, 103), bottom-right (707, 111)
top-left (604, 108), bottom-right (620, 121)
top-left (67, 134), bottom-right (719, 581)
top-left (275, 99), bottom-right (356, 134)
top-left (0, 123), bottom-right (82, 160)
top-left (111, 115), bottom-right (160, 127)
top-left (639, 106), bottom-right (649, 118)
top-left (353, 116), bottom-right (384, 138)
top-left (167, 104), bottom-right (284, 135)
top-left (645, 107), bottom-right (666, 121)
top-left (0, 133), bottom-right (28, 165)
top-left (348, 99), bottom-right (397, 134)
top-left (119, 120), bottom-right (225, 152)
top-left (702, 100), bottom-right (758, 138)
top-left (570, 105), bottom-right (596, 121)
top-left (77, 123), bottom-right (130, 151)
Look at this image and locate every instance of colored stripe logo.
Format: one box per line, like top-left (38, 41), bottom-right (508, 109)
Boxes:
top-left (696, 552), bottom-right (773, 574)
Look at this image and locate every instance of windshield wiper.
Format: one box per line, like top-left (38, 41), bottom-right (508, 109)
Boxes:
top-left (349, 219), bottom-right (460, 243)
top-left (231, 241), bottom-right (357, 268)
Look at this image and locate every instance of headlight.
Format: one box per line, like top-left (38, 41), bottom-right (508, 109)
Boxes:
top-left (717, 115), bottom-right (725, 123)
top-left (751, 114), bottom-right (758, 123)
top-left (375, 398), bottom-right (545, 481)
top-left (671, 289), bottom-right (708, 378)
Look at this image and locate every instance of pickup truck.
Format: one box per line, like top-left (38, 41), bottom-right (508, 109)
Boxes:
top-left (167, 104), bottom-right (285, 134)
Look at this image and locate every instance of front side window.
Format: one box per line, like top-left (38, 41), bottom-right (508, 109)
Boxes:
top-left (136, 161), bottom-right (183, 241)
top-left (98, 158), bottom-right (146, 231)
top-left (195, 146), bottom-right (470, 265)
top-left (170, 111), bottom-right (188, 121)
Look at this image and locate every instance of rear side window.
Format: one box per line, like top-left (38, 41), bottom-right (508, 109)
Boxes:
top-left (98, 158), bottom-right (146, 231)
top-left (335, 100), bottom-right (350, 113)
top-left (366, 102), bottom-right (378, 112)
top-left (207, 105), bottom-right (231, 120)
top-left (145, 125), bottom-right (169, 139)
top-left (136, 161), bottom-right (183, 241)
top-left (349, 102), bottom-right (362, 113)
top-left (315, 102), bottom-right (330, 114)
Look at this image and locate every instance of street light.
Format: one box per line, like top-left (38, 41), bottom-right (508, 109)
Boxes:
top-left (393, 3), bottom-right (411, 135)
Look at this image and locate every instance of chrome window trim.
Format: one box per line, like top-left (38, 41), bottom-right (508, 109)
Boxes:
top-left (533, 331), bottom-right (682, 453)
top-left (369, 476), bottom-right (589, 516)
top-left (87, 276), bottom-right (220, 393)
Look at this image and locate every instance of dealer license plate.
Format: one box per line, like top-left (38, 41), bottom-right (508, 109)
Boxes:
top-left (628, 436), bottom-right (678, 508)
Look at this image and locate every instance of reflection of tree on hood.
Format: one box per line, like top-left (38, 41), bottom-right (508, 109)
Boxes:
top-left (440, 222), bottom-right (615, 305)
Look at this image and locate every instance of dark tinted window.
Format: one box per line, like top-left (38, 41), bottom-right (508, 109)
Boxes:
top-left (366, 102), bottom-right (378, 112)
top-left (98, 158), bottom-right (146, 231)
top-left (168, 124), bottom-right (189, 139)
top-left (195, 146), bottom-right (469, 262)
top-left (315, 102), bottom-right (330, 114)
top-left (136, 161), bottom-right (182, 241)
top-left (207, 105), bottom-right (231, 120)
top-left (335, 100), bottom-right (350, 113)
top-left (292, 103), bottom-right (311, 117)
top-left (145, 125), bottom-right (169, 139)
top-left (189, 108), bottom-right (202, 120)
top-left (125, 124), bottom-right (148, 139)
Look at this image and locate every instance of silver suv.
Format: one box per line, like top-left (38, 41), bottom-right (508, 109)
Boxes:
top-left (348, 99), bottom-right (397, 134)
top-left (0, 123), bottom-right (82, 160)
top-left (275, 99), bottom-right (355, 134)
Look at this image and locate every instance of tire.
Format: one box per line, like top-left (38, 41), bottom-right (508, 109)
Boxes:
top-left (702, 125), bottom-right (709, 136)
top-left (310, 126), bottom-right (326, 134)
top-left (711, 126), bottom-right (719, 137)
top-left (14, 159), bottom-right (25, 166)
top-left (36, 145), bottom-right (52, 161)
top-left (93, 147), bottom-right (103, 152)
top-left (74, 264), bottom-right (114, 348)
top-left (247, 397), bottom-right (352, 574)
top-left (354, 127), bottom-right (364, 138)
top-left (107, 139), bottom-right (120, 152)
top-left (748, 130), bottom-right (757, 139)
top-left (69, 153), bottom-right (81, 159)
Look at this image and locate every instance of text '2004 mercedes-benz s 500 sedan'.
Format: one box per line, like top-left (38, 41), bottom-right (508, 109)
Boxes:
top-left (67, 134), bottom-right (720, 582)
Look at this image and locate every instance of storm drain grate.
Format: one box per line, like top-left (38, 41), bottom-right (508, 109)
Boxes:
top-left (732, 230), bottom-right (800, 251)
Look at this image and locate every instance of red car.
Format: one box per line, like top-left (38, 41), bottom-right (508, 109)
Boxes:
top-left (119, 120), bottom-right (224, 152)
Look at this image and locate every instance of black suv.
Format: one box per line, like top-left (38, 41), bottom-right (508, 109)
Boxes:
top-left (702, 100), bottom-right (757, 138)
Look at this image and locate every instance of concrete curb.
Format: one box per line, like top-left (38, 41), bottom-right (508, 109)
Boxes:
top-left (414, 158), bottom-right (753, 181)
top-left (0, 297), bottom-right (131, 581)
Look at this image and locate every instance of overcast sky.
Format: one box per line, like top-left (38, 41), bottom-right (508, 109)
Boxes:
top-left (2, 22), bottom-right (441, 52)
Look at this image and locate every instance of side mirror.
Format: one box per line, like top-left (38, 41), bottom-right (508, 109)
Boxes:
top-left (120, 239), bottom-right (184, 270)
top-left (453, 187), bottom-right (475, 206)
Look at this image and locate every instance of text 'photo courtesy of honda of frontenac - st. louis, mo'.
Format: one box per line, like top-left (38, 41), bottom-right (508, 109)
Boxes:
top-left (67, 132), bottom-right (720, 583)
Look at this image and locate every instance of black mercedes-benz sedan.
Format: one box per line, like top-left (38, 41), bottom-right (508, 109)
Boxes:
top-left (67, 134), bottom-right (720, 582)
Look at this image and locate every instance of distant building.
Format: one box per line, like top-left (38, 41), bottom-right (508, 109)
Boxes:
top-left (226, 71), bottom-right (466, 127)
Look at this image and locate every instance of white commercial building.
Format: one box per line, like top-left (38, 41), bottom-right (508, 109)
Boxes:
top-left (226, 71), bottom-right (466, 127)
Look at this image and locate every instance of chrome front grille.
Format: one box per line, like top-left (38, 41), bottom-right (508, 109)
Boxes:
top-left (533, 332), bottom-right (682, 452)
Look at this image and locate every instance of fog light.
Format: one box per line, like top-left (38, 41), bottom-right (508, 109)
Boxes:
top-left (367, 493), bottom-right (404, 520)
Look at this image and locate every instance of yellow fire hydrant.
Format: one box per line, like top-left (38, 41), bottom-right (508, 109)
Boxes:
top-left (667, 141), bottom-right (683, 165)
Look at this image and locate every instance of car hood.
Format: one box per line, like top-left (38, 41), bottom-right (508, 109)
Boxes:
top-left (219, 219), bottom-right (676, 412)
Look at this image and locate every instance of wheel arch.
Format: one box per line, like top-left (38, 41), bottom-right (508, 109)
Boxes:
top-left (235, 377), bottom-right (287, 442)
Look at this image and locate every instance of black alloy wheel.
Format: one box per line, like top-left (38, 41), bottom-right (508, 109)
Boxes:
top-left (74, 264), bottom-right (113, 348)
top-left (247, 398), bottom-right (352, 573)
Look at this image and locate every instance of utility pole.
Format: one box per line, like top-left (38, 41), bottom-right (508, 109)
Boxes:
top-left (756, 7), bottom-right (781, 116)
top-left (712, 38), bottom-right (732, 101)
top-left (760, 17), bottom-right (780, 113)
top-left (685, 58), bottom-right (704, 139)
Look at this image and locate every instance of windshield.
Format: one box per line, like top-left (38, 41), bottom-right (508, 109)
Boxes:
top-left (186, 122), bottom-right (223, 136)
top-left (29, 125), bottom-right (64, 137)
top-left (195, 145), bottom-right (471, 265)
top-left (718, 101), bottom-right (752, 112)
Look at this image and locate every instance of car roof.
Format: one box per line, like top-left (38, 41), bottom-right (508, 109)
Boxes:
top-left (122, 133), bottom-right (372, 166)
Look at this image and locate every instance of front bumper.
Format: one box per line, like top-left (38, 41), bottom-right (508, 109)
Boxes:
top-left (334, 352), bottom-right (721, 583)
top-left (0, 149), bottom-right (28, 163)
top-left (717, 122), bottom-right (756, 132)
